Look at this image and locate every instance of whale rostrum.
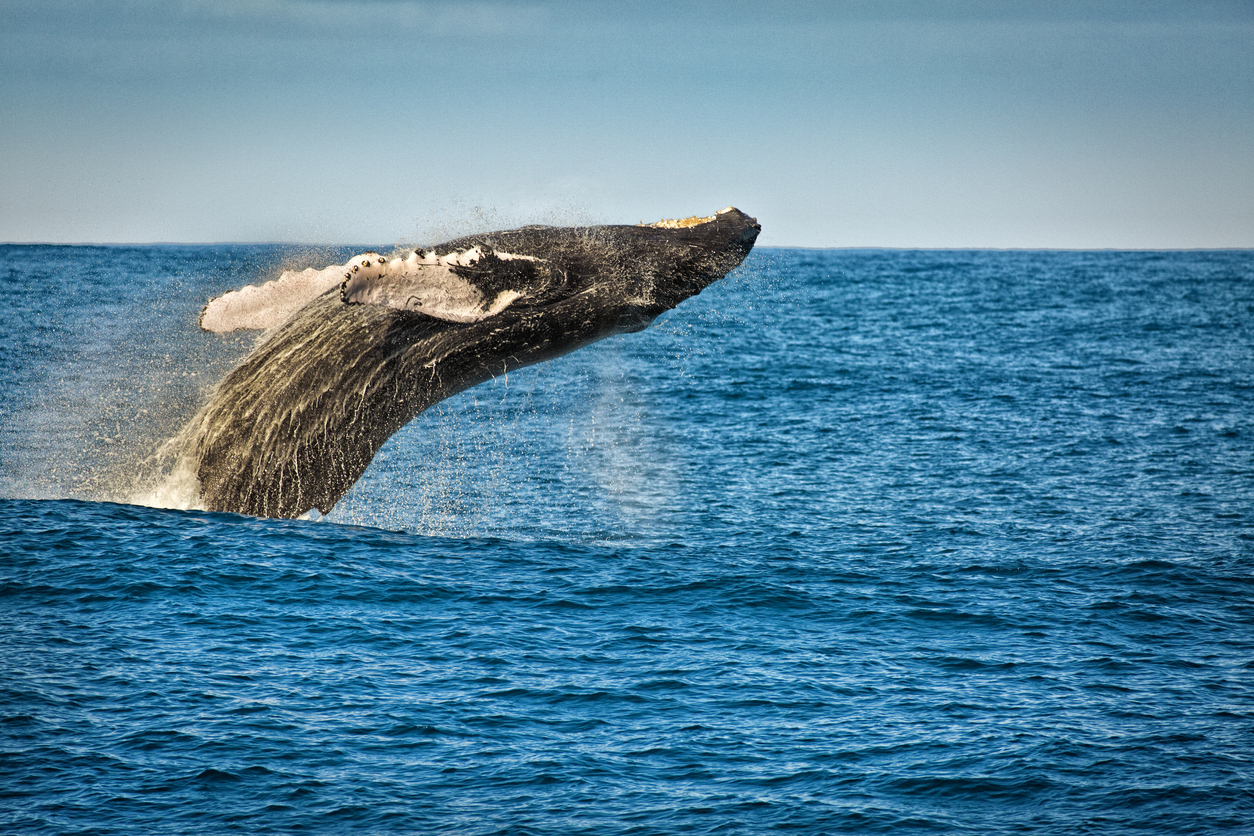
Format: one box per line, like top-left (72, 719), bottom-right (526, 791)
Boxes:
top-left (178, 207), bottom-right (760, 518)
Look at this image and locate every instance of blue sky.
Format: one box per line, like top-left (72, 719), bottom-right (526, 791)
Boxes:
top-left (2, 0), bottom-right (1251, 247)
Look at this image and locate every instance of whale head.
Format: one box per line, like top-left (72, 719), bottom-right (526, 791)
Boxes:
top-left (630, 206), bottom-right (761, 319)
top-left (334, 206), bottom-right (760, 334)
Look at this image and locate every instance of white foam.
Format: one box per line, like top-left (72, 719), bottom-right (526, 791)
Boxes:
top-left (130, 455), bottom-right (203, 511)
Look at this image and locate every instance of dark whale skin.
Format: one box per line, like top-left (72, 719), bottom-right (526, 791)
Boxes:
top-left (184, 208), bottom-right (760, 518)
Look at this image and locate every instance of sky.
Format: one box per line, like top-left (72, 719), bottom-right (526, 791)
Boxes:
top-left (1, 0), bottom-right (1251, 248)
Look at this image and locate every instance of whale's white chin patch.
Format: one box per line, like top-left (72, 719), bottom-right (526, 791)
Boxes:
top-left (199, 246), bottom-right (541, 333)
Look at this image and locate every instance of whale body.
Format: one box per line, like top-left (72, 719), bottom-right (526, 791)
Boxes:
top-left (177, 207), bottom-right (760, 519)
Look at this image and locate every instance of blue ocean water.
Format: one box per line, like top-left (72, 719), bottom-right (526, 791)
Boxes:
top-left (2, 243), bottom-right (1253, 834)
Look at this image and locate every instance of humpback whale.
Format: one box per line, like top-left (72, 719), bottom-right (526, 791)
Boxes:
top-left (177, 207), bottom-right (760, 518)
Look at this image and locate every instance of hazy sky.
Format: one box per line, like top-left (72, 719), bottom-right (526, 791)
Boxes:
top-left (2, 0), bottom-right (1251, 247)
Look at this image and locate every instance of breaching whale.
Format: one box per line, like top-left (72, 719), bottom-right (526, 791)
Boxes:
top-left (177, 207), bottom-right (760, 518)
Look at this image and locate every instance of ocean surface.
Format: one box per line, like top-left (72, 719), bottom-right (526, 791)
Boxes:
top-left (2, 243), bottom-right (1252, 834)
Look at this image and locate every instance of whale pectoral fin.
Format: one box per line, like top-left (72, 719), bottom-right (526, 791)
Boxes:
top-left (199, 263), bottom-right (349, 333)
top-left (200, 246), bottom-right (555, 330)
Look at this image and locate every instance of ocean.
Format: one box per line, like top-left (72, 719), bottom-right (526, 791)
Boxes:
top-left (2, 243), bottom-right (1252, 834)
